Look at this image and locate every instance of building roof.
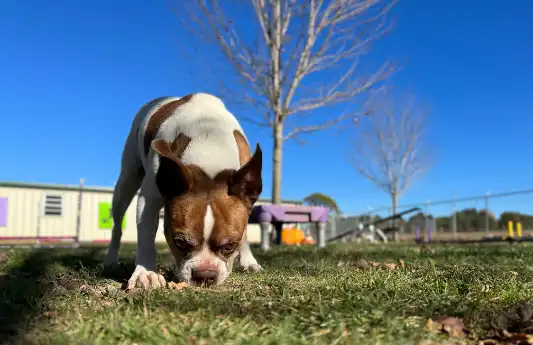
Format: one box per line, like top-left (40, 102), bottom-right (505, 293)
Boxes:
top-left (0, 181), bottom-right (302, 204)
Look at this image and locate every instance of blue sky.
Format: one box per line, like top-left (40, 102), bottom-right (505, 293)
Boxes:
top-left (1, 0), bottom-right (533, 217)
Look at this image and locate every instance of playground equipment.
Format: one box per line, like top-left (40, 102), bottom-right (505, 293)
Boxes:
top-left (507, 220), bottom-right (524, 238)
top-left (419, 220), bottom-right (533, 244)
top-left (415, 217), bottom-right (436, 243)
top-left (476, 220), bottom-right (533, 243)
top-left (327, 207), bottom-right (422, 244)
top-left (248, 205), bottom-right (329, 251)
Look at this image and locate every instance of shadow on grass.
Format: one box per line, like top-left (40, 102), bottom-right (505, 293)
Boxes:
top-left (0, 249), bottom-right (86, 343)
top-left (0, 247), bottom-right (122, 344)
top-left (0, 244), bottom-right (187, 343)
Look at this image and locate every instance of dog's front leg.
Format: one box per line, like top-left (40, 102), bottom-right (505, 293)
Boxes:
top-left (127, 189), bottom-right (166, 290)
top-left (238, 232), bottom-right (262, 272)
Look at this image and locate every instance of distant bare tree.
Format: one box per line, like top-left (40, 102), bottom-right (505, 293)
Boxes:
top-left (350, 91), bottom-right (431, 215)
top-left (176, 0), bottom-right (397, 204)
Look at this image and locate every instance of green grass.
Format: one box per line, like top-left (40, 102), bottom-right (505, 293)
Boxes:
top-left (1, 243), bottom-right (533, 345)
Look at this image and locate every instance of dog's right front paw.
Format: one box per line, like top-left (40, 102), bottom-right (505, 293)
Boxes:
top-left (127, 265), bottom-right (167, 290)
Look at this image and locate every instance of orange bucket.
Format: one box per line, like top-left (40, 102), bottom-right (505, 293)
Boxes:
top-left (281, 227), bottom-right (305, 245)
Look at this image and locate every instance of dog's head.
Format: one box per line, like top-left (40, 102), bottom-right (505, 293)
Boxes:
top-left (151, 139), bottom-right (262, 287)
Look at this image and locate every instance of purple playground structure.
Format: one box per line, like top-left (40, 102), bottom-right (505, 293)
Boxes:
top-left (248, 205), bottom-right (330, 251)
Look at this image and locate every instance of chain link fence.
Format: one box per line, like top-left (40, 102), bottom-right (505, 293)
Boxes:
top-left (326, 188), bottom-right (533, 242)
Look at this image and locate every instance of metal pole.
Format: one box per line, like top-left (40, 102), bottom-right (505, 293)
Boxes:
top-left (423, 201), bottom-right (429, 241)
top-left (75, 178), bottom-right (84, 248)
top-left (36, 198), bottom-right (42, 248)
top-left (452, 197), bottom-right (457, 238)
top-left (484, 192), bottom-right (490, 235)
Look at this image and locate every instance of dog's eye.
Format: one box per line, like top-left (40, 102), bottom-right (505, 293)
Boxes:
top-left (173, 236), bottom-right (194, 250)
top-left (218, 242), bottom-right (237, 255)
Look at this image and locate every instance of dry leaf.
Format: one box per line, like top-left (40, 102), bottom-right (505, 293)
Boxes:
top-left (312, 329), bottom-right (331, 337)
top-left (426, 316), bottom-right (470, 338)
top-left (477, 332), bottom-right (533, 345)
top-left (0, 252), bottom-right (10, 264)
top-left (355, 259), bottom-right (371, 269)
top-left (168, 281), bottom-right (190, 290)
top-left (354, 259), bottom-right (405, 270)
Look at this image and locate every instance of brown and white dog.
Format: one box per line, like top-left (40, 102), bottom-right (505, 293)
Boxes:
top-left (104, 93), bottom-right (263, 289)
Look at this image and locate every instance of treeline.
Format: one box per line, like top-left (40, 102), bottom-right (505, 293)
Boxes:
top-left (404, 209), bottom-right (533, 232)
top-left (342, 209), bottom-right (533, 232)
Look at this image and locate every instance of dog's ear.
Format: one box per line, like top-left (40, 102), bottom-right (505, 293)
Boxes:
top-left (229, 143), bottom-right (263, 207)
top-left (152, 139), bottom-right (193, 198)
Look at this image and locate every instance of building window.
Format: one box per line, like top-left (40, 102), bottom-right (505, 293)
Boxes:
top-left (43, 194), bottom-right (63, 216)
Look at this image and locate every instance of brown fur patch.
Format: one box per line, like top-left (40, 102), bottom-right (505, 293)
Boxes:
top-left (233, 130), bottom-right (251, 167)
top-left (170, 133), bottom-right (191, 159)
top-left (163, 193), bottom-right (207, 263)
top-left (209, 194), bottom-right (250, 256)
top-left (143, 94), bottom-right (194, 155)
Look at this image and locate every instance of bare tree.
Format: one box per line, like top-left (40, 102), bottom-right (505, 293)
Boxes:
top-left (176, 0), bottom-right (397, 204)
top-left (350, 91), bottom-right (431, 216)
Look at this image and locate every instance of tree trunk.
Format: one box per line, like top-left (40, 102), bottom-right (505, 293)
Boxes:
top-left (270, 0), bottom-right (283, 205)
top-left (391, 192), bottom-right (398, 216)
top-left (391, 192), bottom-right (400, 242)
top-left (272, 122), bottom-right (283, 204)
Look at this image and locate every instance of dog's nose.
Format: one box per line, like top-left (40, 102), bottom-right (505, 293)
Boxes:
top-left (191, 261), bottom-right (218, 286)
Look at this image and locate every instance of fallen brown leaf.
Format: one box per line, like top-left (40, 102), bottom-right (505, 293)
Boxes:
top-left (311, 329), bottom-right (331, 337)
top-left (355, 259), bottom-right (405, 270)
top-left (168, 281), bottom-right (190, 290)
top-left (426, 316), bottom-right (470, 338)
top-left (355, 259), bottom-right (371, 269)
top-left (419, 341), bottom-right (463, 345)
top-left (0, 252), bottom-right (10, 264)
top-left (477, 332), bottom-right (533, 345)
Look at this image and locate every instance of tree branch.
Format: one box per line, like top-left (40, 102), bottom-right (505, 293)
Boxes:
top-left (351, 91), bottom-right (431, 201)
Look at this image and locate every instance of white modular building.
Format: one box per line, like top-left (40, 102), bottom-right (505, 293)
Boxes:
top-left (0, 181), bottom-right (302, 245)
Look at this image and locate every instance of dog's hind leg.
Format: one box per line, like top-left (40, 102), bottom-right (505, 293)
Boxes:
top-left (104, 138), bottom-right (144, 266)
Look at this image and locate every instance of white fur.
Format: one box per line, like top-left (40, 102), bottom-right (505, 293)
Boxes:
top-left (238, 233), bottom-right (263, 272)
top-left (140, 94), bottom-right (244, 179)
top-left (105, 93), bottom-right (261, 289)
top-left (203, 205), bottom-right (215, 240)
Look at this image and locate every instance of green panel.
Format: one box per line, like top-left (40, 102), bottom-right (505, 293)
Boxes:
top-left (98, 202), bottom-right (126, 230)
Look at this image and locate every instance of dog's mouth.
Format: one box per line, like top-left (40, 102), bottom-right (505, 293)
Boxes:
top-left (191, 268), bottom-right (219, 286)
top-left (176, 267), bottom-right (225, 287)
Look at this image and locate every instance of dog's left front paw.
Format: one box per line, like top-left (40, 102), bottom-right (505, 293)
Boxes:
top-left (127, 265), bottom-right (167, 290)
top-left (240, 259), bottom-right (263, 272)
top-left (243, 263), bottom-right (263, 272)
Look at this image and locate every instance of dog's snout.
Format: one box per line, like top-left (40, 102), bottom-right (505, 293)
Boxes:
top-left (191, 261), bottom-right (218, 286)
